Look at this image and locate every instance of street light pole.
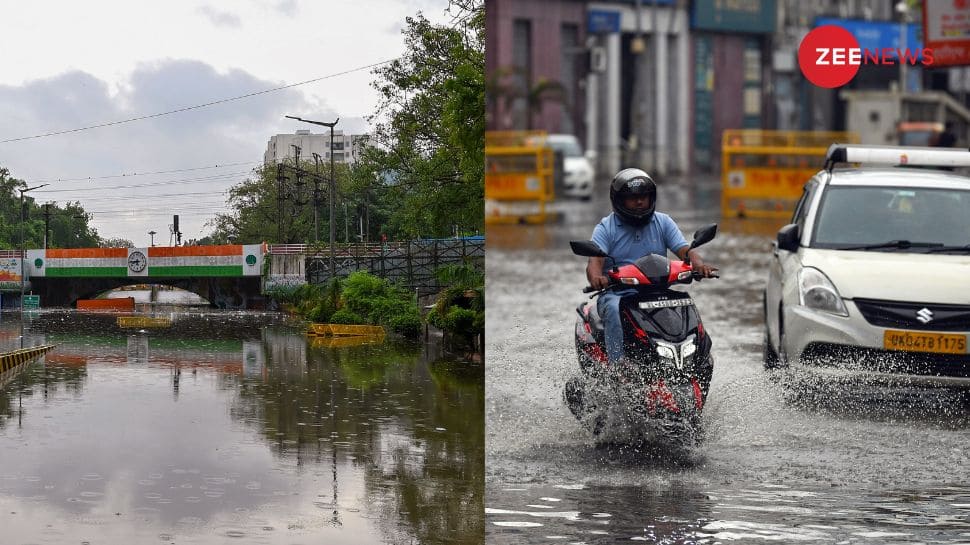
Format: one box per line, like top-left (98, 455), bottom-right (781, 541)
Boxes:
top-left (284, 115), bottom-right (339, 277)
top-left (148, 230), bottom-right (157, 247)
top-left (19, 183), bottom-right (49, 312)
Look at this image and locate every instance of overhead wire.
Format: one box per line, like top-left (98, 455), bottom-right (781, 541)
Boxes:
top-left (31, 161), bottom-right (263, 183)
top-left (0, 59), bottom-right (396, 144)
top-left (32, 171), bottom-right (252, 193)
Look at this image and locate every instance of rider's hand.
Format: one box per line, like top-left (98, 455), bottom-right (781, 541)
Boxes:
top-left (691, 256), bottom-right (719, 278)
top-left (590, 274), bottom-right (610, 290)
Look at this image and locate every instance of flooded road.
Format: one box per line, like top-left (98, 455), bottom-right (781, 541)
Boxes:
top-left (0, 309), bottom-right (483, 544)
top-left (485, 181), bottom-right (970, 543)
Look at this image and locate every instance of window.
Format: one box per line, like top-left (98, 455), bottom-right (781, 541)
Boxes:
top-left (512, 19), bottom-right (531, 129)
top-left (560, 23), bottom-right (580, 134)
top-left (811, 185), bottom-right (970, 248)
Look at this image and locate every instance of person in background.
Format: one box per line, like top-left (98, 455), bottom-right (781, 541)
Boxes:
top-left (933, 121), bottom-right (957, 148)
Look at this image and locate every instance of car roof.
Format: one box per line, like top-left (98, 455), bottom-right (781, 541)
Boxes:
top-left (824, 167), bottom-right (970, 190)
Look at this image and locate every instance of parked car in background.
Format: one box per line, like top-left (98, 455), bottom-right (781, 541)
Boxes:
top-left (545, 134), bottom-right (595, 200)
top-left (764, 144), bottom-right (970, 386)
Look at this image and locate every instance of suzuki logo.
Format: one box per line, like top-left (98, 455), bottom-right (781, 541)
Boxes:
top-left (916, 308), bottom-right (934, 324)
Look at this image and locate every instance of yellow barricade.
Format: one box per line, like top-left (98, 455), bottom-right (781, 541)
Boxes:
top-left (117, 316), bottom-right (173, 329)
top-left (310, 335), bottom-right (386, 348)
top-left (0, 345), bottom-right (55, 375)
top-left (721, 130), bottom-right (860, 218)
top-left (485, 131), bottom-right (556, 224)
top-left (307, 323), bottom-right (386, 337)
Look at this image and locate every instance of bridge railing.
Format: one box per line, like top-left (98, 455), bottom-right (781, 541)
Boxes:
top-left (268, 242), bottom-right (409, 256)
top-left (0, 250), bottom-right (23, 258)
top-left (268, 239), bottom-right (485, 296)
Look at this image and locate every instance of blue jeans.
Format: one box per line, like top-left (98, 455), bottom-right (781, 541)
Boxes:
top-left (597, 288), bottom-right (637, 363)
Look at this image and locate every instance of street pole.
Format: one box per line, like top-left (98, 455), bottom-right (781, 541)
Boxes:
top-left (329, 122), bottom-right (336, 276)
top-left (43, 203), bottom-right (50, 250)
top-left (148, 230), bottom-right (157, 247)
top-left (312, 152), bottom-right (321, 244)
top-left (284, 115), bottom-right (339, 277)
top-left (19, 183), bottom-right (48, 312)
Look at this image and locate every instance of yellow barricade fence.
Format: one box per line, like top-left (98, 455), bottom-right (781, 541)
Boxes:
top-left (721, 130), bottom-right (860, 218)
top-left (485, 130), bottom-right (556, 224)
top-left (0, 345), bottom-right (55, 375)
top-left (117, 316), bottom-right (173, 329)
top-left (308, 323), bottom-right (386, 337)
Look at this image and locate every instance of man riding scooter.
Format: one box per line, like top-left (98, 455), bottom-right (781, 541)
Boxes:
top-left (587, 168), bottom-right (719, 366)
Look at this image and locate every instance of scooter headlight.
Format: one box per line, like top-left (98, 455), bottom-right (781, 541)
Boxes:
top-left (798, 267), bottom-right (848, 316)
top-left (656, 345), bottom-right (676, 360)
top-left (682, 341), bottom-right (697, 358)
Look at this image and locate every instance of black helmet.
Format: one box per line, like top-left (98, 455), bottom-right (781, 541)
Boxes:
top-left (609, 168), bottom-right (657, 226)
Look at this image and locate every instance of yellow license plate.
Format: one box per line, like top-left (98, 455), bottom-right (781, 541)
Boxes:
top-left (883, 330), bottom-right (967, 354)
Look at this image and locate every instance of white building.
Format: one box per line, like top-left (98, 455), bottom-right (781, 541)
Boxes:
top-left (263, 130), bottom-right (369, 166)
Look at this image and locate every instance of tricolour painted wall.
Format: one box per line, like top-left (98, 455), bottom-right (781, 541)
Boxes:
top-left (26, 244), bottom-right (265, 278)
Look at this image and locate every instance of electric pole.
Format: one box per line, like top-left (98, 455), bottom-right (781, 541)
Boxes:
top-left (285, 115), bottom-right (339, 276)
top-left (43, 203), bottom-right (51, 250)
top-left (312, 152), bottom-right (321, 244)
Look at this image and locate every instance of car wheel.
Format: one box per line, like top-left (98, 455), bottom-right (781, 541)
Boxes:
top-left (763, 330), bottom-right (780, 369)
top-left (777, 304), bottom-right (790, 366)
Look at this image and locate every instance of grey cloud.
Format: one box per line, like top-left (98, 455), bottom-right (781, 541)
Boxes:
top-left (275, 0), bottom-right (298, 17)
top-left (197, 5), bottom-right (242, 28)
top-left (0, 61), bottom-right (351, 241)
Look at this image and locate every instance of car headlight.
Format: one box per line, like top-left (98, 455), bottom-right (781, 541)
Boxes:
top-left (797, 267), bottom-right (848, 316)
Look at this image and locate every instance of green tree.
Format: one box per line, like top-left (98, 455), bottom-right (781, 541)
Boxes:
top-left (0, 167), bottom-right (101, 249)
top-left (208, 161), bottom-right (360, 245)
top-left (360, 0), bottom-right (484, 238)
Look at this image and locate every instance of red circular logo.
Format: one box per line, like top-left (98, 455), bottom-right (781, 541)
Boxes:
top-left (798, 25), bottom-right (861, 89)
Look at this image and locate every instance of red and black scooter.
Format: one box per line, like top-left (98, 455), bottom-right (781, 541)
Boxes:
top-left (565, 224), bottom-right (718, 445)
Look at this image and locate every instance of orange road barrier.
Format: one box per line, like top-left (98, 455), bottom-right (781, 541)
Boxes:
top-left (77, 297), bottom-right (135, 311)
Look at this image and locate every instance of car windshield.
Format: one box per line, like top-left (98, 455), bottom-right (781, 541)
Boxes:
top-left (546, 137), bottom-right (583, 157)
top-left (812, 185), bottom-right (970, 250)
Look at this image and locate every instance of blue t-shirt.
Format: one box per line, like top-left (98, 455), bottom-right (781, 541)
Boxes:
top-left (591, 212), bottom-right (688, 274)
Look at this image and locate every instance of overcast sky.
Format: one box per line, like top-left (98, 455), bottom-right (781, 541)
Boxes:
top-left (0, 0), bottom-right (451, 246)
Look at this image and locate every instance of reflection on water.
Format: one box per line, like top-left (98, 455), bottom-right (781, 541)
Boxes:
top-left (0, 310), bottom-right (483, 544)
top-left (488, 483), bottom-right (970, 544)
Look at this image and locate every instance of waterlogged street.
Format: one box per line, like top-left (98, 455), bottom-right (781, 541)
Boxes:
top-left (486, 181), bottom-right (970, 543)
top-left (0, 309), bottom-right (483, 544)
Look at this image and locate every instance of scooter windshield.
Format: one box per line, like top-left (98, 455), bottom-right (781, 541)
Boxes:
top-left (633, 254), bottom-right (671, 284)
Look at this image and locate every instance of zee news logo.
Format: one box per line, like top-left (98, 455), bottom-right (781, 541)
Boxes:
top-left (799, 25), bottom-right (934, 89)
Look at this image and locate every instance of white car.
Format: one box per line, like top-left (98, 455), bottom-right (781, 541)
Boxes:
top-left (545, 134), bottom-right (595, 200)
top-left (764, 144), bottom-right (970, 386)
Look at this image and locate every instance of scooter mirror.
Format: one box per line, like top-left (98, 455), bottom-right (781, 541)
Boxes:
top-left (569, 241), bottom-right (608, 257)
top-left (689, 224), bottom-right (718, 249)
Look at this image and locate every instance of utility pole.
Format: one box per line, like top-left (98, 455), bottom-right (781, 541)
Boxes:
top-left (19, 183), bottom-right (48, 312)
top-left (43, 203), bottom-right (51, 250)
top-left (276, 163), bottom-right (286, 243)
top-left (285, 116), bottom-right (339, 276)
top-left (312, 153), bottom-right (321, 243)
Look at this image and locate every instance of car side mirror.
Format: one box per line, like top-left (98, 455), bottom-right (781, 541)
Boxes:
top-left (777, 224), bottom-right (800, 252)
top-left (584, 149), bottom-right (597, 163)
